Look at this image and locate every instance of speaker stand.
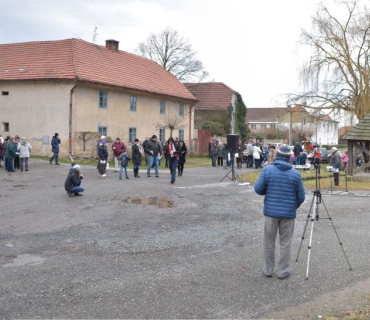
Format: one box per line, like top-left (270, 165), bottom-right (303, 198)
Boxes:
top-left (220, 153), bottom-right (243, 183)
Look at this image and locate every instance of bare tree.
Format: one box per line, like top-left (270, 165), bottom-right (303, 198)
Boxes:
top-left (136, 27), bottom-right (208, 82)
top-left (78, 131), bottom-right (99, 152)
top-left (156, 109), bottom-right (188, 139)
top-left (288, 0), bottom-right (370, 120)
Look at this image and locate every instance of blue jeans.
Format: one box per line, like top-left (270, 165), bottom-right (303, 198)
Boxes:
top-left (147, 155), bottom-right (158, 175)
top-left (134, 163), bottom-right (140, 170)
top-left (6, 158), bottom-right (14, 172)
top-left (70, 181), bottom-right (84, 194)
top-left (169, 158), bottom-right (178, 182)
top-left (212, 156), bottom-right (216, 166)
top-left (119, 165), bottom-right (128, 179)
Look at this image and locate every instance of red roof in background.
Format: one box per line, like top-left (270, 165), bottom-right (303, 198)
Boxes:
top-left (184, 82), bottom-right (237, 110)
top-left (0, 39), bottom-right (196, 101)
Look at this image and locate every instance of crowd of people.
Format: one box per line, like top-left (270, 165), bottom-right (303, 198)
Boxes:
top-left (0, 135), bottom-right (32, 172)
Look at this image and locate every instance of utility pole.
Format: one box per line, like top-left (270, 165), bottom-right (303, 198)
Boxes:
top-left (288, 105), bottom-right (293, 145)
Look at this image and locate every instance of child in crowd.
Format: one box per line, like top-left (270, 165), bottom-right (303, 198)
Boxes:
top-left (356, 154), bottom-right (363, 168)
top-left (119, 150), bottom-right (130, 180)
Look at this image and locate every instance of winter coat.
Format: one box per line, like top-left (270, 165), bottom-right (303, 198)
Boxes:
top-left (246, 143), bottom-right (254, 156)
top-left (142, 140), bottom-right (150, 155)
top-left (254, 159), bottom-right (305, 219)
top-left (144, 139), bottom-right (162, 156)
top-left (293, 144), bottom-right (302, 157)
top-left (168, 143), bottom-right (180, 160)
top-left (131, 144), bottom-right (142, 164)
top-left (253, 145), bottom-right (261, 159)
top-left (5, 141), bottom-right (16, 159)
top-left (64, 168), bottom-right (82, 192)
top-left (98, 145), bottom-right (108, 160)
top-left (341, 152), bottom-right (348, 163)
top-left (222, 146), bottom-right (228, 159)
top-left (178, 144), bottom-right (187, 164)
top-left (17, 140), bottom-right (32, 158)
top-left (112, 142), bottom-right (127, 157)
top-left (329, 150), bottom-right (342, 169)
top-left (210, 144), bottom-right (218, 157)
top-left (163, 144), bottom-right (169, 157)
top-left (0, 142), bottom-right (4, 158)
top-left (217, 145), bottom-right (223, 157)
top-left (120, 154), bottom-right (130, 166)
top-left (51, 136), bottom-right (61, 153)
top-left (300, 151), bottom-right (307, 165)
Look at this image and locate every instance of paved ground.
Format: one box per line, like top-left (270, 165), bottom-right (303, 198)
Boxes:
top-left (0, 159), bottom-right (370, 319)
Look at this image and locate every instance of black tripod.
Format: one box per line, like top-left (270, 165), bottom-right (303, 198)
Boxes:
top-left (220, 152), bottom-right (242, 183)
top-left (296, 160), bottom-right (353, 280)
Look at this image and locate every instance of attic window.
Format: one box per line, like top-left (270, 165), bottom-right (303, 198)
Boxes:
top-left (2, 91), bottom-right (9, 96)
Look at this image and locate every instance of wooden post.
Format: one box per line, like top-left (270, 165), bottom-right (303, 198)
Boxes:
top-left (348, 140), bottom-right (353, 176)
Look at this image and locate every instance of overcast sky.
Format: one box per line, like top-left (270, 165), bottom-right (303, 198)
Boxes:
top-left (0, 0), bottom-right (322, 108)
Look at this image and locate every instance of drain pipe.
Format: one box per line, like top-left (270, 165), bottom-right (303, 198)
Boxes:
top-left (69, 80), bottom-right (77, 155)
top-left (188, 104), bottom-right (194, 154)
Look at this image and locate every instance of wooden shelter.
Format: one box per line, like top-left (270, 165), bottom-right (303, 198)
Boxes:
top-left (342, 113), bottom-right (370, 176)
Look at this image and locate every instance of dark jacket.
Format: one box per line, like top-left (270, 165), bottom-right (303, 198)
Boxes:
top-left (293, 144), bottom-right (302, 157)
top-left (254, 159), bottom-right (305, 219)
top-left (0, 142), bottom-right (4, 158)
top-left (51, 136), bottom-right (61, 153)
top-left (142, 140), bottom-right (150, 155)
top-left (5, 141), bottom-right (16, 159)
top-left (144, 139), bottom-right (163, 156)
top-left (120, 154), bottom-right (130, 166)
top-left (178, 144), bottom-right (187, 164)
top-left (98, 145), bottom-right (108, 160)
top-left (64, 169), bottom-right (82, 192)
top-left (131, 144), bottom-right (142, 164)
top-left (210, 143), bottom-right (218, 156)
top-left (112, 142), bottom-right (127, 157)
top-left (329, 150), bottom-right (342, 169)
top-left (300, 151), bottom-right (307, 165)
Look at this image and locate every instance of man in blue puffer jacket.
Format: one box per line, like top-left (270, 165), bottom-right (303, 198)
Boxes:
top-left (254, 145), bottom-right (305, 279)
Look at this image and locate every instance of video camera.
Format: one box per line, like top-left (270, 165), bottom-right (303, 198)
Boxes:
top-left (308, 156), bottom-right (321, 168)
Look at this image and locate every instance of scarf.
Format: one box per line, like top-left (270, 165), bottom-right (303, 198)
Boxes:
top-left (169, 144), bottom-right (179, 159)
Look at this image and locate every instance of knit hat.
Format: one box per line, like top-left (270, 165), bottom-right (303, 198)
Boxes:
top-left (276, 146), bottom-right (291, 162)
top-left (151, 135), bottom-right (157, 139)
top-left (135, 138), bottom-right (140, 142)
top-left (55, 133), bottom-right (59, 137)
top-left (72, 164), bottom-right (81, 171)
top-left (101, 140), bottom-right (106, 145)
top-left (101, 135), bottom-right (106, 140)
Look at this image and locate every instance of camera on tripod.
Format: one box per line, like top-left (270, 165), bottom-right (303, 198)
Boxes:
top-left (308, 155), bottom-right (321, 168)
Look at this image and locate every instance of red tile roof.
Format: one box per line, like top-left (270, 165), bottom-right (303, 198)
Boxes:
top-left (0, 39), bottom-right (196, 101)
top-left (183, 82), bottom-right (237, 110)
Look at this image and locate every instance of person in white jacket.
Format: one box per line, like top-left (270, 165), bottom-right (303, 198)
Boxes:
top-left (253, 144), bottom-right (262, 169)
top-left (17, 137), bottom-right (32, 171)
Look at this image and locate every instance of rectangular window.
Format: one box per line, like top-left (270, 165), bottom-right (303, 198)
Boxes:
top-left (250, 124), bottom-right (256, 130)
top-left (2, 91), bottom-right (9, 96)
top-left (99, 90), bottom-right (108, 109)
top-left (98, 126), bottom-right (107, 136)
top-left (130, 96), bottom-right (137, 112)
top-left (262, 124), bottom-right (267, 130)
top-left (159, 128), bottom-right (165, 144)
top-left (160, 100), bottom-right (165, 115)
top-left (302, 118), bottom-right (306, 125)
top-left (179, 129), bottom-right (184, 141)
top-left (179, 103), bottom-right (184, 116)
top-left (129, 127), bottom-right (136, 143)
top-left (2, 122), bottom-right (9, 132)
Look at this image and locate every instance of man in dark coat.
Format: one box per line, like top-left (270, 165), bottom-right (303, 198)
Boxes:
top-left (329, 147), bottom-right (342, 186)
top-left (131, 138), bottom-right (142, 178)
top-left (98, 140), bottom-right (108, 177)
top-left (293, 142), bottom-right (302, 165)
top-left (49, 133), bottom-right (61, 165)
top-left (5, 137), bottom-right (16, 172)
top-left (168, 137), bottom-right (180, 184)
top-left (64, 164), bottom-right (84, 197)
top-left (112, 137), bottom-right (127, 172)
top-left (144, 135), bottom-right (162, 177)
top-left (142, 137), bottom-right (150, 165)
top-left (254, 145), bottom-right (305, 279)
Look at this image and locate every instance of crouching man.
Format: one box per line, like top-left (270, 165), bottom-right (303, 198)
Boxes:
top-left (65, 164), bottom-right (84, 197)
top-left (254, 146), bottom-right (305, 279)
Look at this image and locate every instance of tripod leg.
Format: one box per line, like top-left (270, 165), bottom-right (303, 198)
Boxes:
top-left (305, 196), bottom-right (318, 280)
top-left (296, 195), bottom-right (315, 262)
top-left (321, 198), bottom-right (353, 271)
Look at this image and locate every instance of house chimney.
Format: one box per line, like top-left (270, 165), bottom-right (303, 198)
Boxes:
top-left (106, 39), bottom-right (119, 51)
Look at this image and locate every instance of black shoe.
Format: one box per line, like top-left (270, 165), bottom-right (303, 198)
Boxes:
top-left (49, 160), bottom-right (52, 164)
top-left (147, 174), bottom-right (151, 177)
top-left (56, 163), bottom-right (60, 165)
top-left (171, 180), bottom-right (174, 184)
top-left (74, 193), bottom-right (83, 196)
top-left (263, 273), bottom-right (272, 278)
top-left (67, 192), bottom-right (74, 197)
top-left (25, 169), bottom-right (29, 171)
top-left (155, 175), bottom-right (159, 177)
top-left (126, 177), bottom-right (130, 179)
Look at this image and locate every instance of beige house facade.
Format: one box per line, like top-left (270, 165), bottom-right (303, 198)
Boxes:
top-left (0, 39), bottom-right (196, 157)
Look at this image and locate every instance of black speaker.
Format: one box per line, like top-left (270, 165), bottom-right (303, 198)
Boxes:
top-left (227, 134), bottom-right (239, 152)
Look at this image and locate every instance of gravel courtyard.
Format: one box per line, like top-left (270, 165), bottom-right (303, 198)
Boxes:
top-left (1, 159), bottom-right (370, 319)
